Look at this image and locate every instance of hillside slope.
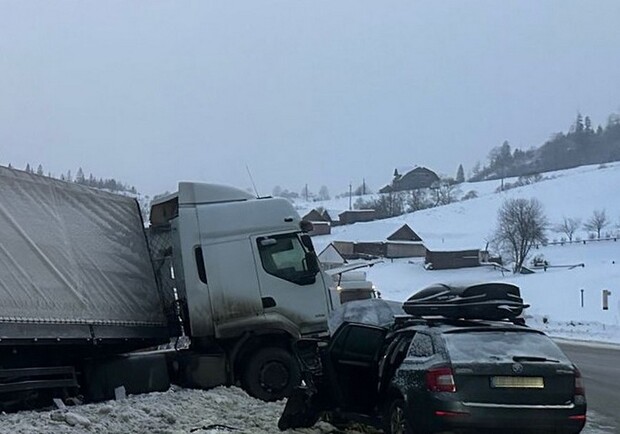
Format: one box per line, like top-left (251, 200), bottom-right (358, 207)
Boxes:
top-left (310, 162), bottom-right (620, 342)
top-left (310, 162), bottom-right (620, 252)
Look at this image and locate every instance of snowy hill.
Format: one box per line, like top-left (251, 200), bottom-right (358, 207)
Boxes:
top-left (307, 162), bottom-right (620, 343)
top-left (303, 162), bottom-right (620, 251)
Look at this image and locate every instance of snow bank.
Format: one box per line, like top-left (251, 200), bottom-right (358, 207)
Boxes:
top-left (0, 386), bottom-right (345, 434)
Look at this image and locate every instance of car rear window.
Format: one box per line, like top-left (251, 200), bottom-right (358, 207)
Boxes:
top-left (443, 331), bottom-right (570, 363)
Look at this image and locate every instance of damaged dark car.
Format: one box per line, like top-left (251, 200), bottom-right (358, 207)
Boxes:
top-left (279, 283), bottom-right (586, 434)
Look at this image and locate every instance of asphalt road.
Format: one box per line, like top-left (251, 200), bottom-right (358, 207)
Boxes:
top-left (558, 340), bottom-right (620, 433)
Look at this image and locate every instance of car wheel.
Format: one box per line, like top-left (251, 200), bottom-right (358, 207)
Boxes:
top-left (242, 347), bottom-right (300, 402)
top-left (385, 398), bottom-right (414, 434)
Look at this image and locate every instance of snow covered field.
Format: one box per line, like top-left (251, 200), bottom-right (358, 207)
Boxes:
top-left (310, 162), bottom-right (620, 344)
top-left (2, 163), bottom-right (618, 433)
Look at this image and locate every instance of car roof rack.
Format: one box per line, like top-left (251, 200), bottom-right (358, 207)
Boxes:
top-left (401, 282), bottom-right (529, 324)
top-left (393, 314), bottom-right (526, 330)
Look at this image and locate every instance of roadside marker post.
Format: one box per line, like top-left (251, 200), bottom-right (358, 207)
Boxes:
top-left (602, 289), bottom-right (611, 310)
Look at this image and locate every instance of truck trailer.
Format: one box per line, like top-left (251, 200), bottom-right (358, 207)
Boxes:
top-left (0, 166), bottom-right (334, 408)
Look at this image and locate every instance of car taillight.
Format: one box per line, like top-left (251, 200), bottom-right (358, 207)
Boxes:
top-left (574, 368), bottom-right (585, 396)
top-left (426, 367), bottom-right (456, 393)
top-left (435, 410), bottom-right (469, 417)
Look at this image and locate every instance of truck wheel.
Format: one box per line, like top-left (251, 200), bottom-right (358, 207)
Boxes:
top-left (242, 347), bottom-right (300, 402)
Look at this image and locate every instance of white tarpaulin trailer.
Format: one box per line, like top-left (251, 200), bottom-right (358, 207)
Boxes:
top-left (0, 166), bottom-right (167, 343)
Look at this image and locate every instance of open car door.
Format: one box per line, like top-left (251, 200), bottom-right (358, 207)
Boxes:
top-left (324, 322), bottom-right (388, 413)
top-left (278, 323), bottom-right (388, 431)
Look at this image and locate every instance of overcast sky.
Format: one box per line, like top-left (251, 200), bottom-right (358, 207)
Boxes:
top-left (1, 1), bottom-right (619, 197)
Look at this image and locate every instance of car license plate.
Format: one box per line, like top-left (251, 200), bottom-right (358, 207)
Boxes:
top-left (491, 376), bottom-right (544, 388)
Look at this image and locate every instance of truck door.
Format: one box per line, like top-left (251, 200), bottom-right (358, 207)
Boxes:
top-left (253, 233), bottom-right (329, 336)
top-left (196, 231), bottom-right (265, 339)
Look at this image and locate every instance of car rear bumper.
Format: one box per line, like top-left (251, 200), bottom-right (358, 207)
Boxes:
top-left (422, 399), bottom-right (586, 433)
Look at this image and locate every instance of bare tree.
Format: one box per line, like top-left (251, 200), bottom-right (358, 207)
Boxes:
top-left (406, 189), bottom-right (431, 212)
top-left (317, 185), bottom-right (330, 201)
top-left (554, 217), bottom-right (581, 242)
top-left (272, 185), bottom-right (283, 197)
top-left (493, 198), bottom-right (548, 273)
top-left (356, 192), bottom-right (405, 218)
top-left (430, 179), bottom-right (460, 206)
top-left (583, 209), bottom-right (609, 239)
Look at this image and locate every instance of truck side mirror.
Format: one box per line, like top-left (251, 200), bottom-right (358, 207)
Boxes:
top-left (300, 234), bottom-right (315, 252)
top-left (305, 252), bottom-right (319, 273)
top-left (300, 220), bottom-right (314, 233)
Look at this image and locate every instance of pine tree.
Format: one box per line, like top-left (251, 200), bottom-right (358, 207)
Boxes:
top-left (574, 112), bottom-right (584, 133)
top-left (36, 164), bottom-right (44, 176)
top-left (456, 164), bottom-right (465, 183)
top-left (25, 163), bottom-right (31, 173)
top-left (76, 167), bottom-right (85, 184)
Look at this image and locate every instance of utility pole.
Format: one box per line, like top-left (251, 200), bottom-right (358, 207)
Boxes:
top-left (349, 183), bottom-right (352, 210)
top-left (305, 183), bottom-right (308, 201)
top-left (362, 178), bottom-right (366, 195)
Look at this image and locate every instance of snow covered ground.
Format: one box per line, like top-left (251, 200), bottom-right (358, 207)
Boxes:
top-left (0, 386), bottom-right (350, 434)
top-left (2, 163), bottom-right (618, 433)
top-left (310, 162), bottom-right (620, 344)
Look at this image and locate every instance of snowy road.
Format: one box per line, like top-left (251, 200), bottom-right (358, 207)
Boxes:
top-left (582, 410), bottom-right (617, 434)
top-left (558, 341), bottom-right (620, 434)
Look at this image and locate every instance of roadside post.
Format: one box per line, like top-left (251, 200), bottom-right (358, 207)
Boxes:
top-left (602, 289), bottom-right (611, 310)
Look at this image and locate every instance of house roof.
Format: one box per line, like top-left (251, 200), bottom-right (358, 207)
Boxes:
top-left (339, 209), bottom-right (375, 216)
top-left (318, 243), bottom-right (346, 265)
top-left (302, 209), bottom-right (327, 222)
top-left (387, 224), bottom-right (423, 242)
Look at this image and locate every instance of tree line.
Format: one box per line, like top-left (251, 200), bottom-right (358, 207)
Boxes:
top-left (353, 179), bottom-right (477, 219)
top-left (471, 111), bottom-right (620, 181)
top-left (7, 163), bottom-right (138, 195)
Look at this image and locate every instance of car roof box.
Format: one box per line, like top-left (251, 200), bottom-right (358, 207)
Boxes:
top-left (403, 282), bottom-right (529, 321)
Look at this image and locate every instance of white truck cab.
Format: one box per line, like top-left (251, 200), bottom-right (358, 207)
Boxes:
top-left (150, 183), bottom-right (332, 400)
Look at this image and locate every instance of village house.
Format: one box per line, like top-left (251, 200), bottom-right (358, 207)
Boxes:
top-left (301, 209), bottom-right (331, 236)
top-left (338, 209), bottom-right (377, 225)
top-left (380, 166), bottom-right (440, 193)
top-left (329, 223), bottom-right (426, 260)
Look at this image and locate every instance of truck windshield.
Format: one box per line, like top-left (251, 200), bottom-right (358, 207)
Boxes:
top-left (257, 233), bottom-right (319, 285)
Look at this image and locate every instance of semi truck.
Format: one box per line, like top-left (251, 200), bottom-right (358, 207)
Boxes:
top-left (0, 165), bottom-right (334, 408)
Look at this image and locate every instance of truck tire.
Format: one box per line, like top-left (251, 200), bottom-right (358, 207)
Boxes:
top-left (242, 347), bottom-right (300, 402)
